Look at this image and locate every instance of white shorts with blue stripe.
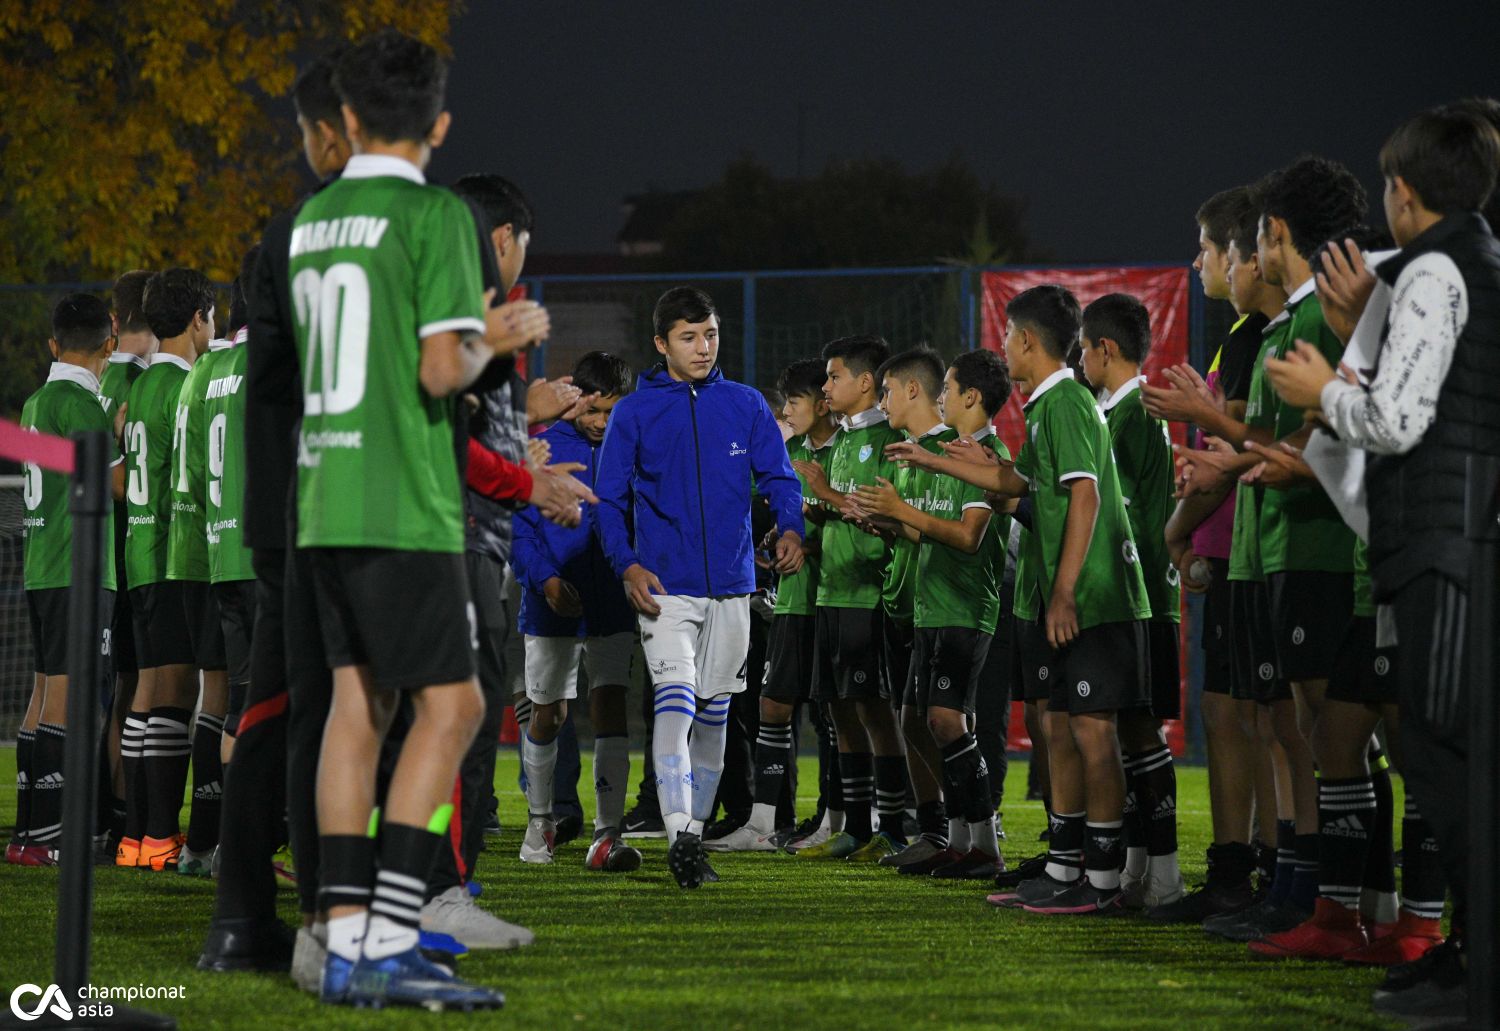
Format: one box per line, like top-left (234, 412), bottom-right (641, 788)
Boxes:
top-left (638, 594), bottom-right (751, 698)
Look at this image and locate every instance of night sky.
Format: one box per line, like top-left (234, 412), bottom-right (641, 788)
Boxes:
top-left (431, 0), bottom-right (1499, 265)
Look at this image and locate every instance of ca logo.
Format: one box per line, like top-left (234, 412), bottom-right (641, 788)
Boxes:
top-left (937, 676), bottom-right (952, 691)
top-left (1121, 540), bottom-right (1139, 565)
top-left (1374, 656), bottom-right (1391, 677)
top-left (853, 670), bottom-right (867, 684)
top-left (1258, 662), bottom-right (1275, 682)
top-left (10, 983), bottom-right (73, 1022)
top-left (1037, 666), bottom-right (1049, 681)
top-left (1076, 681), bottom-right (1091, 698)
top-left (1291, 627), bottom-right (1305, 646)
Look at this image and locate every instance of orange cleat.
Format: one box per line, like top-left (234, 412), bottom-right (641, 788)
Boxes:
top-left (1343, 911), bottom-right (1444, 966)
top-left (139, 834), bottom-right (184, 872)
top-left (1249, 898), bottom-right (1368, 959)
top-left (115, 837), bottom-right (141, 868)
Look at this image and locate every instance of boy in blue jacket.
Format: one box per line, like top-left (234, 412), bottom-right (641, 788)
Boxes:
top-left (512, 351), bottom-right (641, 872)
top-left (595, 287), bottom-right (806, 888)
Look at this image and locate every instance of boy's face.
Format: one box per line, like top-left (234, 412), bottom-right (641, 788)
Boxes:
top-left (781, 392), bottom-right (827, 437)
top-left (822, 357), bottom-right (868, 415)
top-left (494, 224), bottom-right (530, 295)
top-left (1256, 215), bottom-right (1286, 286)
top-left (1194, 227), bottom-right (1231, 300)
top-left (298, 115), bottom-right (350, 180)
top-left (654, 315), bottom-right (719, 383)
top-left (937, 368), bottom-right (965, 425)
top-left (573, 393), bottom-right (619, 444)
top-left (1001, 321), bottom-right (1030, 388)
top-left (1226, 241), bottom-right (1259, 312)
top-left (1383, 176), bottom-right (1421, 247)
top-left (879, 373), bottom-right (914, 432)
top-left (194, 307), bottom-right (216, 353)
top-left (1079, 337), bottom-right (1108, 389)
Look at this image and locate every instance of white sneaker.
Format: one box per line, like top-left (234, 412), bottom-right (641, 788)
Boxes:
top-left (420, 885), bottom-right (535, 950)
top-left (1120, 869), bottom-right (1149, 910)
top-left (1144, 872), bottom-right (1186, 908)
top-left (519, 816), bottom-right (556, 864)
top-left (784, 822), bottom-right (831, 854)
top-left (703, 825), bottom-right (778, 853)
top-left (291, 925), bottom-right (326, 994)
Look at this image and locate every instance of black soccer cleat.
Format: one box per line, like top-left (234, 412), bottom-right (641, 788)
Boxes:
top-left (668, 833), bottom-right (706, 889)
top-left (621, 804), bottom-right (666, 840)
top-left (698, 856), bottom-right (720, 884)
top-left (993, 853), bottom-right (1047, 890)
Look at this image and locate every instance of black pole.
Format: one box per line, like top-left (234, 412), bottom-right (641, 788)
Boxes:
top-left (1466, 453), bottom-right (1500, 1030)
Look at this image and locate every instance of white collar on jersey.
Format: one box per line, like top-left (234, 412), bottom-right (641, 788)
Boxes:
top-left (150, 352), bottom-right (191, 372)
top-left (840, 407), bottom-right (888, 431)
top-left (233, 326), bottom-right (248, 346)
top-left (46, 362), bottom-right (101, 394)
top-left (342, 153), bottom-right (426, 184)
top-left (914, 421), bottom-right (950, 440)
top-left (207, 338), bottom-right (233, 352)
top-left (1283, 276), bottom-right (1317, 308)
top-left (1025, 366), bottom-right (1074, 406)
top-left (967, 423), bottom-right (996, 441)
top-left (1100, 374), bottom-right (1146, 413)
top-left (804, 426), bottom-right (838, 452)
top-left (107, 352), bottom-right (149, 370)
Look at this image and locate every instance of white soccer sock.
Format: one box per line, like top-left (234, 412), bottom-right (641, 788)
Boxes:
top-left (325, 911), bottom-right (368, 963)
top-left (688, 695), bottom-right (731, 823)
top-left (593, 734), bottom-right (630, 834)
top-left (652, 684), bottom-right (696, 839)
top-left (362, 913), bottom-right (416, 961)
top-left (828, 808), bottom-right (845, 833)
top-left (1362, 886), bottom-right (1399, 925)
top-left (748, 802), bottom-right (778, 836)
top-left (521, 730), bottom-right (557, 819)
top-left (948, 816), bottom-right (971, 853)
top-left (969, 816), bottom-right (999, 858)
top-left (1125, 846), bottom-right (1149, 879)
top-left (1148, 850), bottom-right (1181, 890)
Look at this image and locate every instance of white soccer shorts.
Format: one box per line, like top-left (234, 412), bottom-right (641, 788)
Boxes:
top-left (638, 594), bottom-right (751, 699)
top-left (523, 632), bottom-right (638, 706)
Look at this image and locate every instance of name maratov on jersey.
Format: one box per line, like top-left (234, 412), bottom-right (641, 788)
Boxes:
top-left (289, 216), bottom-right (390, 257)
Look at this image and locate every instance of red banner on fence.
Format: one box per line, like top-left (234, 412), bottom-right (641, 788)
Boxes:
top-left (979, 266), bottom-right (1193, 756)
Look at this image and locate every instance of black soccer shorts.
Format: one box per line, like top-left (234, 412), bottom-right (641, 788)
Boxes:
top-left (1013, 616), bottom-right (1054, 703)
top-left (1200, 557), bottom-right (1232, 695)
top-left (908, 626), bottom-right (992, 716)
top-left (213, 579), bottom-right (257, 691)
top-left (1147, 618), bottom-right (1182, 720)
top-left (812, 605), bottom-right (887, 702)
top-left (1267, 570), bottom-right (1353, 683)
top-left (131, 581), bottom-right (195, 669)
top-left (883, 613), bottom-right (916, 705)
top-left (181, 579), bottom-right (228, 672)
top-left (1326, 615), bottom-right (1398, 707)
top-left (1047, 619), bottom-right (1149, 716)
top-left (1228, 579), bottom-right (1288, 705)
top-left (762, 613), bottom-right (818, 705)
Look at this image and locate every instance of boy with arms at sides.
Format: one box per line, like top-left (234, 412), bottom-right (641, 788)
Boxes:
top-left (121, 268), bottom-right (216, 873)
top-left (595, 286), bottom-right (805, 888)
top-left (708, 358), bottom-right (842, 853)
top-left (1078, 293), bottom-right (1185, 909)
top-left (855, 348), bottom-right (1013, 879)
top-left (1262, 107), bottom-right (1500, 1005)
top-left (788, 336), bottom-right (909, 860)
top-left (513, 350), bottom-right (642, 872)
top-left (295, 30), bottom-right (516, 1009)
top-left (10, 295), bottom-right (125, 866)
top-left (891, 285), bottom-right (1151, 914)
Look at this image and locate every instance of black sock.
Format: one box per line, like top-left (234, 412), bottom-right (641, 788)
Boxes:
top-left (1205, 841), bottom-right (1256, 889)
top-left (1045, 811), bottom-right (1085, 881)
top-left (13, 729), bottom-right (34, 845)
top-left (121, 710), bottom-right (148, 841)
top-left (752, 722), bottom-right (792, 807)
top-left (318, 833), bottom-right (376, 912)
top-left (840, 751), bottom-right (874, 840)
top-left (1134, 745), bottom-right (1178, 856)
top-left (1290, 832), bottom-right (1321, 912)
top-left (373, 822), bottom-right (441, 932)
top-left (186, 712), bottom-right (225, 852)
top-left (1364, 748), bottom-right (1396, 894)
top-left (1122, 752), bottom-right (1146, 852)
top-left (917, 798), bottom-right (948, 847)
top-left (28, 723), bottom-right (66, 847)
top-left (1085, 820), bottom-right (1124, 890)
top-left (1317, 775), bottom-right (1375, 911)
top-left (1269, 819), bottom-right (1296, 905)
top-left (821, 724), bottom-right (842, 816)
top-left (144, 706), bottom-right (192, 840)
top-left (939, 733), bottom-right (993, 824)
top-left (874, 754), bottom-right (908, 842)
top-left (1255, 840), bottom-right (1277, 892)
top-left (1399, 796), bottom-right (1446, 922)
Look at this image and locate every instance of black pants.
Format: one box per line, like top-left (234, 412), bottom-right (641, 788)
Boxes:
top-left (285, 540), bottom-right (333, 916)
top-left (1392, 572), bottom-right (1471, 921)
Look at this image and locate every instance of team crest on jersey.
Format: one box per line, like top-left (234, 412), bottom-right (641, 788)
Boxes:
top-left (858, 444), bottom-right (873, 463)
top-left (1166, 565), bottom-right (1180, 587)
top-left (1122, 540), bottom-right (1139, 565)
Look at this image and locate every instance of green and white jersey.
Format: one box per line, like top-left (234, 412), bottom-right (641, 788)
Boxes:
top-left (1258, 286), bottom-right (1355, 576)
top-left (815, 407), bottom-right (904, 610)
top-left (167, 344), bottom-right (226, 582)
top-left (883, 423), bottom-right (951, 626)
top-left (1102, 377), bottom-right (1180, 622)
top-left (289, 154), bottom-right (486, 553)
top-left (914, 427), bottom-right (1008, 633)
top-left (203, 329), bottom-right (254, 583)
top-left (1227, 315), bottom-right (1290, 584)
top-left (1015, 369), bottom-right (1150, 629)
top-left (124, 353), bottom-right (192, 589)
top-left (99, 352), bottom-right (147, 422)
top-left (20, 364), bottom-right (120, 591)
top-left (774, 429), bottom-right (837, 616)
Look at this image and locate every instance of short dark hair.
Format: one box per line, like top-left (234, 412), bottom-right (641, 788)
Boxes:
top-left (949, 349), bottom-right (1012, 416)
top-left (452, 173), bottom-right (534, 236)
top-left (333, 30), bottom-right (447, 144)
top-left (876, 348), bottom-right (945, 400)
top-left (821, 335), bottom-right (890, 379)
top-left (111, 270), bottom-right (154, 335)
top-left (227, 244), bottom-right (260, 333)
top-left (1310, 224), bottom-right (1395, 281)
top-left (1448, 97), bottom-right (1500, 225)
top-left (1227, 181), bottom-right (1265, 259)
top-left (653, 286), bottom-right (718, 340)
top-left (52, 293), bottom-right (113, 354)
top-left (1196, 186), bottom-right (1252, 252)
top-left (1083, 293), bottom-right (1151, 365)
top-left (572, 350), bottom-right (633, 398)
top-left (1258, 156), bottom-right (1368, 259)
top-left (293, 53), bottom-right (344, 129)
top-left (1005, 285), bottom-right (1081, 361)
top-left (1379, 106), bottom-right (1500, 216)
top-left (776, 358), bottom-right (828, 401)
top-left (142, 268), bottom-right (215, 341)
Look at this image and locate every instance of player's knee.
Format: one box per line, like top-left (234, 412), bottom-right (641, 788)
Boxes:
top-left (531, 701), bottom-right (564, 739)
top-left (760, 697), bottom-right (793, 725)
top-left (925, 707), bottom-right (964, 746)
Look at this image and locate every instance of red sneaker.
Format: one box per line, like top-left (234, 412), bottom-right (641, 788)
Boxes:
top-left (1249, 898), bottom-right (1367, 959)
top-left (17, 844), bottom-right (57, 867)
top-left (5, 840), bottom-right (26, 865)
top-left (1342, 912), bottom-right (1444, 966)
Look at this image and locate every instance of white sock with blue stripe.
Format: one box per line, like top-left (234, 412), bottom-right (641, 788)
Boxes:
top-left (688, 694), bottom-right (732, 835)
top-left (652, 684), bottom-right (697, 842)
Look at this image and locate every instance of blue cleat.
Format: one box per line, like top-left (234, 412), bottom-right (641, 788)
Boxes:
top-left (466, 880), bottom-right (482, 899)
top-left (319, 953), bottom-right (356, 1005)
top-left (344, 946), bottom-right (504, 1011)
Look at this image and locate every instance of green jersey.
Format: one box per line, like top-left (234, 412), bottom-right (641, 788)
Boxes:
top-left (1227, 316), bottom-right (1290, 583)
top-left (20, 364), bottom-right (120, 591)
top-left (99, 352), bottom-right (147, 421)
top-left (289, 155), bottom-right (486, 552)
top-left (124, 354), bottom-right (192, 589)
top-left (1012, 523), bottom-right (1039, 621)
top-left (166, 346), bottom-right (223, 582)
top-left (202, 334), bottom-right (254, 583)
top-left (1015, 370), bottom-right (1150, 629)
top-left (774, 429), bottom-right (837, 616)
top-left (815, 408), bottom-right (903, 609)
top-left (914, 429), bottom-right (1008, 633)
top-left (1258, 289), bottom-right (1355, 575)
top-left (883, 424), bottom-right (952, 625)
top-left (1102, 378), bottom-right (1181, 622)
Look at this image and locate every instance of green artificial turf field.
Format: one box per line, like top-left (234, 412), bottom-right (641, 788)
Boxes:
top-left (0, 746), bottom-right (1401, 1030)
